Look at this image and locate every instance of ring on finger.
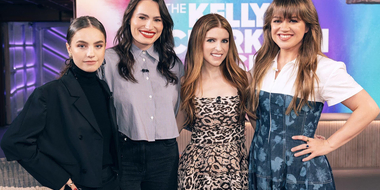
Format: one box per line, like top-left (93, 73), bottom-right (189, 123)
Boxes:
top-left (307, 138), bottom-right (310, 142)
top-left (306, 144), bottom-right (309, 148)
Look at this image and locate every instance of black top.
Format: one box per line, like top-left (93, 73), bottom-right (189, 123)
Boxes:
top-left (71, 63), bottom-right (114, 167)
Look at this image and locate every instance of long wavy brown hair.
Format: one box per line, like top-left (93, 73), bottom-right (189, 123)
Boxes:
top-left (181, 14), bottom-right (249, 127)
top-left (113, 0), bottom-right (179, 85)
top-left (248, 0), bottom-right (324, 117)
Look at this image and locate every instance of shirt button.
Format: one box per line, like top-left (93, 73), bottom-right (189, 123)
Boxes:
top-left (146, 77), bottom-right (149, 80)
top-left (149, 95), bottom-right (152, 99)
top-left (142, 51), bottom-right (146, 54)
top-left (150, 116), bottom-right (154, 120)
top-left (143, 58), bottom-right (145, 61)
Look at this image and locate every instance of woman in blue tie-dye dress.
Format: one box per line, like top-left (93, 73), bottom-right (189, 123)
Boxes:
top-left (247, 0), bottom-right (379, 189)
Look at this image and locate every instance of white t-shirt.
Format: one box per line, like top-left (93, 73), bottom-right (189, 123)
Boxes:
top-left (250, 54), bottom-right (362, 106)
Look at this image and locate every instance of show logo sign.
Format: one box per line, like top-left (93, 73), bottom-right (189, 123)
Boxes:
top-left (168, 2), bottom-right (328, 69)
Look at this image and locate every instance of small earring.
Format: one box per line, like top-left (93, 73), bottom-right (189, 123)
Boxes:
top-left (69, 53), bottom-right (72, 58)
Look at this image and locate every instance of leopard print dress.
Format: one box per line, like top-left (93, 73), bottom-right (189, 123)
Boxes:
top-left (178, 95), bottom-right (248, 190)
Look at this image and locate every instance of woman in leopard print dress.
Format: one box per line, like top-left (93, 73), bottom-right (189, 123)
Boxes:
top-left (177, 14), bottom-right (253, 190)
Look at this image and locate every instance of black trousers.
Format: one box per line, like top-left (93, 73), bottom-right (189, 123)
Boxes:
top-left (118, 133), bottom-right (179, 190)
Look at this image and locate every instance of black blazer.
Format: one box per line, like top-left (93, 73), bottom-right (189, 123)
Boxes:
top-left (1, 69), bottom-right (119, 190)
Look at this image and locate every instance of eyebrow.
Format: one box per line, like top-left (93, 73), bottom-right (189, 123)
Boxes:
top-left (272, 15), bottom-right (299, 19)
top-left (75, 40), bottom-right (105, 44)
top-left (76, 40), bottom-right (88, 44)
top-left (205, 37), bottom-right (229, 40)
top-left (137, 13), bottom-right (161, 19)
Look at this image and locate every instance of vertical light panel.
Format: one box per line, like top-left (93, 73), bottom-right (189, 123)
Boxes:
top-left (7, 23), bottom-right (69, 122)
top-left (8, 22), bottom-right (36, 119)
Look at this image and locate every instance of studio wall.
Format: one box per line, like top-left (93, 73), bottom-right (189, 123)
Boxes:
top-left (77, 0), bottom-right (380, 114)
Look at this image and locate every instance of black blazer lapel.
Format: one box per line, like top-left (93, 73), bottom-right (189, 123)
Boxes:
top-left (60, 70), bottom-right (103, 136)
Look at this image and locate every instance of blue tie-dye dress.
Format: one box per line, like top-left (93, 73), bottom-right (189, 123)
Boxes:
top-left (248, 91), bottom-right (335, 189)
top-left (248, 55), bottom-right (363, 190)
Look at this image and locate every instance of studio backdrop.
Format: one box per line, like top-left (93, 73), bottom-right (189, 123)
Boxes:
top-left (77, 0), bottom-right (380, 114)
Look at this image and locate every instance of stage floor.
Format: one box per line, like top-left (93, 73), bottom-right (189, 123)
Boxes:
top-left (1, 126), bottom-right (379, 190)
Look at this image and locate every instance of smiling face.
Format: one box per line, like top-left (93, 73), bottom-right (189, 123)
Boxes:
top-left (130, 0), bottom-right (163, 50)
top-left (202, 27), bottom-right (230, 68)
top-left (271, 14), bottom-right (308, 54)
top-left (66, 27), bottom-right (106, 72)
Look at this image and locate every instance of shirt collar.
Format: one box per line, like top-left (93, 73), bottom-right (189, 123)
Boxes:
top-left (131, 43), bottom-right (160, 62)
top-left (271, 51), bottom-right (297, 71)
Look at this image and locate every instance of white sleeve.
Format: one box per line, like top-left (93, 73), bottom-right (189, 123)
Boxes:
top-left (320, 60), bottom-right (363, 106)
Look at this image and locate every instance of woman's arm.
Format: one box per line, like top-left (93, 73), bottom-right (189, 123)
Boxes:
top-left (292, 89), bottom-right (380, 161)
top-left (246, 71), bottom-right (257, 129)
top-left (326, 89), bottom-right (379, 150)
top-left (177, 76), bottom-right (187, 134)
top-left (176, 106), bottom-right (187, 134)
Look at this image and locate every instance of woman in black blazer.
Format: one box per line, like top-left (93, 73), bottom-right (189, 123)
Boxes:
top-left (1, 16), bottom-right (119, 190)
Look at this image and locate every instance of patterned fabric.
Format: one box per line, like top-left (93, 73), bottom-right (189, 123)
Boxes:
top-left (178, 96), bottom-right (248, 190)
top-left (248, 91), bottom-right (336, 190)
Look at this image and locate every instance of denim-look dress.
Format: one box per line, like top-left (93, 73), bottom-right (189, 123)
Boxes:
top-left (248, 54), bottom-right (363, 190)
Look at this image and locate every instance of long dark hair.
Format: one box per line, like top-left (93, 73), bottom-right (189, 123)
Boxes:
top-left (113, 0), bottom-right (179, 85)
top-left (181, 14), bottom-right (249, 127)
top-left (60, 16), bottom-right (107, 77)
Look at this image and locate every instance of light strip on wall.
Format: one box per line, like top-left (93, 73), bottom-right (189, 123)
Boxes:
top-left (48, 28), bottom-right (66, 40)
top-left (42, 44), bottom-right (67, 59)
top-left (43, 63), bottom-right (61, 74)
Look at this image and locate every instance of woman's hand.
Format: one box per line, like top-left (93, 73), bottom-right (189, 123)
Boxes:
top-left (291, 135), bottom-right (333, 162)
top-left (60, 178), bottom-right (78, 190)
top-left (314, 134), bottom-right (326, 140)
